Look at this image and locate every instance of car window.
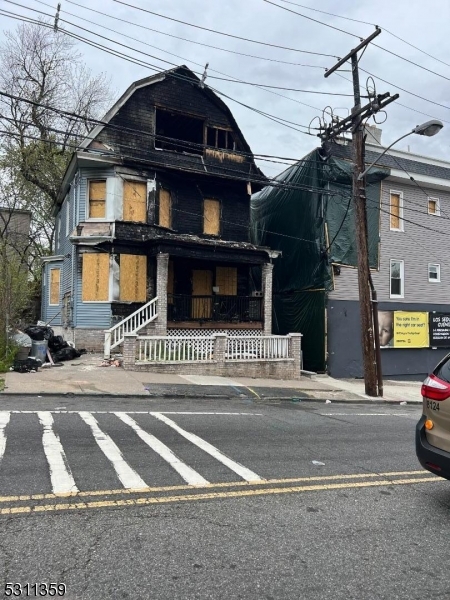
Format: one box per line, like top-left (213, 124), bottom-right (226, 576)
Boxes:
top-left (434, 353), bottom-right (450, 383)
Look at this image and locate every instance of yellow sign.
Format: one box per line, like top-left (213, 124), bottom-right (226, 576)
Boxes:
top-left (393, 312), bottom-right (429, 348)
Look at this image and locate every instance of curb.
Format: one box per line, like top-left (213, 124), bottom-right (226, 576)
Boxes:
top-left (0, 391), bottom-right (421, 404)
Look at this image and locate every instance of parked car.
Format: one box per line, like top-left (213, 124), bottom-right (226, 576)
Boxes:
top-left (416, 353), bottom-right (450, 480)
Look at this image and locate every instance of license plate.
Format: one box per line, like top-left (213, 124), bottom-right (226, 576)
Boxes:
top-left (427, 400), bottom-right (440, 411)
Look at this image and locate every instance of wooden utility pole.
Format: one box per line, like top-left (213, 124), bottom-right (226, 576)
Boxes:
top-left (321, 28), bottom-right (398, 397)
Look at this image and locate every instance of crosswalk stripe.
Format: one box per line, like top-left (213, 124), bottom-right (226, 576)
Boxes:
top-left (0, 412), bottom-right (10, 462)
top-left (78, 412), bottom-right (147, 490)
top-left (151, 412), bottom-right (263, 483)
top-left (37, 412), bottom-right (78, 494)
top-left (115, 413), bottom-right (209, 486)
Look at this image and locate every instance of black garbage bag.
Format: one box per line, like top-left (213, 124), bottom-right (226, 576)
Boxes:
top-left (48, 335), bottom-right (68, 351)
top-left (52, 347), bottom-right (81, 362)
top-left (13, 356), bottom-right (42, 373)
top-left (25, 325), bottom-right (54, 341)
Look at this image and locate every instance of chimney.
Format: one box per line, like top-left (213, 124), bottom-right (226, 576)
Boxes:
top-left (364, 124), bottom-right (382, 145)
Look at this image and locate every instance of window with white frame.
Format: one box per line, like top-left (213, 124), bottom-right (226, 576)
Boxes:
top-left (428, 263), bottom-right (441, 282)
top-left (428, 197), bottom-right (440, 216)
top-left (390, 259), bottom-right (404, 298)
top-left (390, 191), bottom-right (404, 231)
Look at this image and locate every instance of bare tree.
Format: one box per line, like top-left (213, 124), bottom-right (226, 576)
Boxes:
top-left (0, 19), bottom-right (111, 256)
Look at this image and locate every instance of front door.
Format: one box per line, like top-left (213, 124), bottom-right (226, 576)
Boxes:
top-left (192, 270), bottom-right (212, 319)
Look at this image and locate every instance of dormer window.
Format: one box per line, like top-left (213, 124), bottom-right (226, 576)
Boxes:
top-left (155, 108), bottom-right (203, 155)
top-left (207, 126), bottom-right (236, 151)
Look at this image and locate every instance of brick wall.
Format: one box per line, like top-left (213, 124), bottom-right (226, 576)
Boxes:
top-left (73, 328), bottom-right (105, 352)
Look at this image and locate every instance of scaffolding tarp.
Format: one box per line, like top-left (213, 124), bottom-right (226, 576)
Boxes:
top-left (251, 148), bottom-right (389, 371)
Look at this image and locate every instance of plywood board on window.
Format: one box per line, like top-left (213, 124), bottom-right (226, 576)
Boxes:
top-left (192, 269), bottom-right (212, 318)
top-left (49, 268), bottom-right (60, 305)
top-left (159, 189), bottom-right (172, 228)
top-left (119, 254), bottom-right (147, 302)
top-left (82, 253), bottom-right (109, 301)
top-left (390, 193), bottom-right (400, 229)
top-left (203, 199), bottom-right (220, 235)
top-left (89, 181), bottom-right (106, 218)
top-left (123, 181), bottom-right (147, 223)
top-left (216, 267), bottom-right (237, 296)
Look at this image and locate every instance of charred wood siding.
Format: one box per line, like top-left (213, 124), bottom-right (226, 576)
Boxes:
top-left (96, 76), bottom-right (254, 177)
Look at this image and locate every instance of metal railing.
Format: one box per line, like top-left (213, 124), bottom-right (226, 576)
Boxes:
top-left (137, 336), bottom-right (214, 362)
top-left (226, 336), bottom-right (290, 360)
top-left (167, 294), bottom-right (263, 322)
top-left (104, 297), bottom-right (158, 357)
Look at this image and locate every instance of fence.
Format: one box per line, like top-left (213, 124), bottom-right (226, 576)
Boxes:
top-left (137, 336), bottom-right (214, 362)
top-left (123, 332), bottom-right (302, 379)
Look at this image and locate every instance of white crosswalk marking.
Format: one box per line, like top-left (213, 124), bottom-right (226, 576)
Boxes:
top-left (115, 413), bottom-right (209, 486)
top-left (78, 411), bottom-right (147, 490)
top-left (151, 412), bottom-right (263, 482)
top-left (37, 412), bottom-right (78, 494)
top-left (0, 412), bottom-right (10, 463)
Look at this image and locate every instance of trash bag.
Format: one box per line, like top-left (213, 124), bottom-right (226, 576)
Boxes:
top-left (12, 331), bottom-right (32, 347)
top-left (52, 347), bottom-right (81, 362)
top-left (48, 335), bottom-right (68, 351)
top-left (12, 356), bottom-right (42, 373)
top-left (25, 325), bottom-right (54, 341)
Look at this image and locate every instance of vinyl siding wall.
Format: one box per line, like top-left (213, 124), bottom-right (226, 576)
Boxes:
top-left (329, 179), bottom-right (450, 303)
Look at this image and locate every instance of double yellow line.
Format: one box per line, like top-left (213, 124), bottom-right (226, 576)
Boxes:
top-left (0, 470), bottom-right (440, 516)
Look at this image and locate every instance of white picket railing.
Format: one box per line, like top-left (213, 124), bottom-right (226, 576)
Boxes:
top-left (104, 297), bottom-right (158, 357)
top-left (137, 336), bottom-right (214, 362)
top-left (226, 335), bottom-right (290, 360)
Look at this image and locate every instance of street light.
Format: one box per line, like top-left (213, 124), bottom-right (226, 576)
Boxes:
top-left (358, 119), bottom-right (444, 180)
top-left (357, 118), bottom-right (443, 397)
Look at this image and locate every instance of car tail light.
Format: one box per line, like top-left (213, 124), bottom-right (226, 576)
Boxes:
top-left (421, 375), bottom-right (450, 401)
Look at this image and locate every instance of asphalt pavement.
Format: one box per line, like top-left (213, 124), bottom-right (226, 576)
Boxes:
top-left (0, 395), bottom-right (448, 599)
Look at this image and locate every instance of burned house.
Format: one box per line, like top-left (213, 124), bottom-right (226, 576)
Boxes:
top-left (42, 66), bottom-right (278, 354)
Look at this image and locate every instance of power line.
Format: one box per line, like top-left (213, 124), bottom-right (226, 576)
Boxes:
top-left (0, 8), bottom-right (318, 137)
top-left (39, 0), bottom-right (328, 70)
top-left (6, 1), bottom-right (351, 97)
top-left (112, 0), bottom-right (339, 58)
top-left (276, 0), bottom-right (450, 70)
top-left (263, 0), bottom-right (360, 38)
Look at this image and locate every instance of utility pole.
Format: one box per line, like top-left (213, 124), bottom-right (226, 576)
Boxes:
top-left (320, 28), bottom-right (398, 397)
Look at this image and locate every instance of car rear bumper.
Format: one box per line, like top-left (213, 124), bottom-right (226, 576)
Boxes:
top-left (416, 415), bottom-right (450, 480)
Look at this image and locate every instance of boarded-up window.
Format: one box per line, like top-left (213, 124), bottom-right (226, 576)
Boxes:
top-left (203, 199), bottom-right (220, 236)
top-left (215, 267), bottom-right (237, 296)
top-left (428, 197), bottom-right (440, 216)
top-left (119, 255), bottom-right (147, 302)
top-left (159, 189), bottom-right (172, 228)
top-left (82, 253), bottom-right (109, 301)
top-left (390, 192), bottom-right (403, 230)
top-left (88, 181), bottom-right (106, 218)
top-left (168, 260), bottom-right (174, 304)
top-left (49, 269), bottom-right (60, 305)
top-left (123, 181), bottom-right (147, 223)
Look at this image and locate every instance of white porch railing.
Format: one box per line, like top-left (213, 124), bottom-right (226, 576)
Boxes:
top-left (226, 335), bottom-right (290, 360)
top-left (137, 336), bottom-right (214, 362)
top-left (104, 297), bottom-right (158, 357)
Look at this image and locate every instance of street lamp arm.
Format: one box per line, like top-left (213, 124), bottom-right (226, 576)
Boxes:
top-left (357, 131), bottom-right (413, 180)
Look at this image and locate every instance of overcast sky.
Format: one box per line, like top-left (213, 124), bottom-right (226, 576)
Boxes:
top-left (2, 0), bottom-right (450, 176)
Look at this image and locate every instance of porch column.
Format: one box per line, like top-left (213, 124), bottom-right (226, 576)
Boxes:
top-left (262, 262), bottom-right (274, 336)
top-left (155, 252), bottom-right (169, 335)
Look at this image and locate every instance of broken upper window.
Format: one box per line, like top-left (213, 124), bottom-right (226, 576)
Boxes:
top-left (206, 127), bottom-right (237, 151)
top-left (155, 108), bottom-right (204, 155)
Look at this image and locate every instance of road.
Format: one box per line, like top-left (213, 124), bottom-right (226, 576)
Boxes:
top-left (0, 395), bottom-right (448, 600)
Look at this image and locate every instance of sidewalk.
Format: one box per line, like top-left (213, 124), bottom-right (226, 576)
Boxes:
top-left (0, 353), bottom-right (422, 403)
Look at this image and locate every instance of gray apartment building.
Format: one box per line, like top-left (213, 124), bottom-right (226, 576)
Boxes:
top-left (252, 127), bottom-right (450, 379)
